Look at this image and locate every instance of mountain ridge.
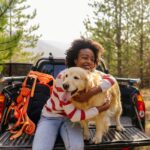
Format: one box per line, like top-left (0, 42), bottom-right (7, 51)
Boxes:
top-left (25, 40), bottom-right (69, 58)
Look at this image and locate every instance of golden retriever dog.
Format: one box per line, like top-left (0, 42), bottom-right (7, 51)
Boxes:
top-left (62, 67), bottom-right (124, 144)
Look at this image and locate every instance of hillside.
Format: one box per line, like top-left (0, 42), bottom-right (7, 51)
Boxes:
top-left (25, 40), bottom-right (69, 58)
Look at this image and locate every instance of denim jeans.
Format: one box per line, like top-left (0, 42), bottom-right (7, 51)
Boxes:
top-left (32, 116), bottom-right (84, 150)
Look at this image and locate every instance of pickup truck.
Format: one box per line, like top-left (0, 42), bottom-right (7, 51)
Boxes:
top-left (0, 54), bottom-right (150, 150)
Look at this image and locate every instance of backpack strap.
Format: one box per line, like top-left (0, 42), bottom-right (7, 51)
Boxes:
top-left (8, 75), bottom-right (37, 140)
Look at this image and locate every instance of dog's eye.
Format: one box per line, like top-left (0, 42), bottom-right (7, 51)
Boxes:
top-left (74, 76), bottom-right (79, 80)
top-left (65, 74), bottom-right (68, 78)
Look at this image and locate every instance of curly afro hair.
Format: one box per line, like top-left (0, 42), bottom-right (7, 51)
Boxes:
top-left (65, 38), bottom-right (104, 68)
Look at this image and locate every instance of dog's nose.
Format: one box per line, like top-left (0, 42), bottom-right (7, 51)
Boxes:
top-left (63, 83), bottom-right (69, 90)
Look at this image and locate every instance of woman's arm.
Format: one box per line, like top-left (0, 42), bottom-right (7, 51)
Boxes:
top-left (61, 99), bottom-right (110, 122)
top-left (99, 73), bottom-right (116, 92)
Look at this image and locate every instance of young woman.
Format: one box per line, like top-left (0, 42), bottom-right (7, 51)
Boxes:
top-left (32, 39), bottom-right (115, 150)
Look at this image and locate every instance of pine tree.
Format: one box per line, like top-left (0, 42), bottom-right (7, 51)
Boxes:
top-left (129, 0), bottom-right (150, 85)
top-left (83, 0), bottom-right (126, 76)
top-left (6, 0), bottom-right (41, 49)
top-left (83, 0), bottom-right (150, 83)
top-left (0, 0), bottom-right (41, 63)
top-left (0, 0), bottom-right (22, 63)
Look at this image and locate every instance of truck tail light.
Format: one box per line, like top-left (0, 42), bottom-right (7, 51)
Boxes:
top-left (136, 93), bottom-right (145, 118)
top-left (0, 93), bottom-right (5, 122)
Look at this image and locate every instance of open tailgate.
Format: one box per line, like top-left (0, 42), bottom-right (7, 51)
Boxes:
top-left (0, 126), bottom-right (150, 150)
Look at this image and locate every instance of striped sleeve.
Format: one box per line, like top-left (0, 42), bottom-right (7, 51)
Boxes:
top-left (44, 70), bottom-right (66, 111)
top-left (61, 102), bottom-right (99, 122)
top-left (99, 72), bottom-right (116, 92)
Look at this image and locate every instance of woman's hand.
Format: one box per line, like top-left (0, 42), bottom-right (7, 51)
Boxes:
top-left (73, 91), bottom-right (91, 102)
top-left (73, 86), bottom-right (102, 102)
top-left (96, 94), bottom-right (111, 112)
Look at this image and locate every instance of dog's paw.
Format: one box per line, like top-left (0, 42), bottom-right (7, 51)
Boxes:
top-left (116, 125), bottom-right (125, 132)
top-left (92, 136), bottom-right (102, 144)
top-left (84, 132), bottom-right (90, 141)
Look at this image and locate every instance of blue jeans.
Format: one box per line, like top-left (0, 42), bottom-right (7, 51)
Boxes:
top-left (32, 116), bottom-right (84, 150)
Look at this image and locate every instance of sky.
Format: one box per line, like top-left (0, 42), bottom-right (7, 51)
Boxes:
top-left (27, 0), bottom-right (92, 44)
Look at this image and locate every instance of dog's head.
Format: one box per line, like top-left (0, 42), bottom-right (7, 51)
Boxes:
top-left (62, 67), bottom-right (92, 98)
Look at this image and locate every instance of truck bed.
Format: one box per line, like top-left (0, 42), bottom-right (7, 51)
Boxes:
top-left (0, 57), bottom-right (149, 149)
top-left (0, 126), bottom-right (150, 150)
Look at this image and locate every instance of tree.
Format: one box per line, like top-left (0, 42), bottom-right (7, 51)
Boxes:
top-left (83, 0), bottom-right (127, 76)
top-left (6, 0), bottom-right (41, 49)
top-left (0, 0), bottom-right (22, 63)
top-left (83, 0), bottom-right (150, 86)
top-left (130, 0), bottom-right (150, 85)
top-left (0, 0), bottom-right (41, 63)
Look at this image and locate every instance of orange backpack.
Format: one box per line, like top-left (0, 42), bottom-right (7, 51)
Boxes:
top-left (3, 71), bottom-right (54, 140)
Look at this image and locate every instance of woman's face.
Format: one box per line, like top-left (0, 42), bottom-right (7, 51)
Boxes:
top-left (74, 48), bottom-right (95, 71)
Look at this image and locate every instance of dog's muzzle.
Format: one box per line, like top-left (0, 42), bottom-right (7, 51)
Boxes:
top-left (63, 83), bottom-right (69, 90)
top-left (63, 83), bottom-right (78, 96)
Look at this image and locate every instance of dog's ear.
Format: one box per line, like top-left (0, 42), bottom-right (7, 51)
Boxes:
top-left (85, 71), bottom-right (93, 92)
top-left (61, 71), bottom-right (66, 82)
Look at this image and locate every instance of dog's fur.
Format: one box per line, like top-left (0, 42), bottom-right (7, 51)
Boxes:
top-left (62, 67), bottom-right (124, 144)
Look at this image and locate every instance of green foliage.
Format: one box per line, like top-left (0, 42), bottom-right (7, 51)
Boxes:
top-left (0, 0), bottom-right (41, 64)
top-left (83, 0), bottom-right (150, 87)
top-left (0, 31), bottom-right (22, 62)
top-left (0, 0), bottom-right (21, 63)
top-left (6, 0), bottom-right (41, 49)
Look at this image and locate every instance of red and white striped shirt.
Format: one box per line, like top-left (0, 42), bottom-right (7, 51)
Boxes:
top-left (42, 69), bottom-right (115, 122)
